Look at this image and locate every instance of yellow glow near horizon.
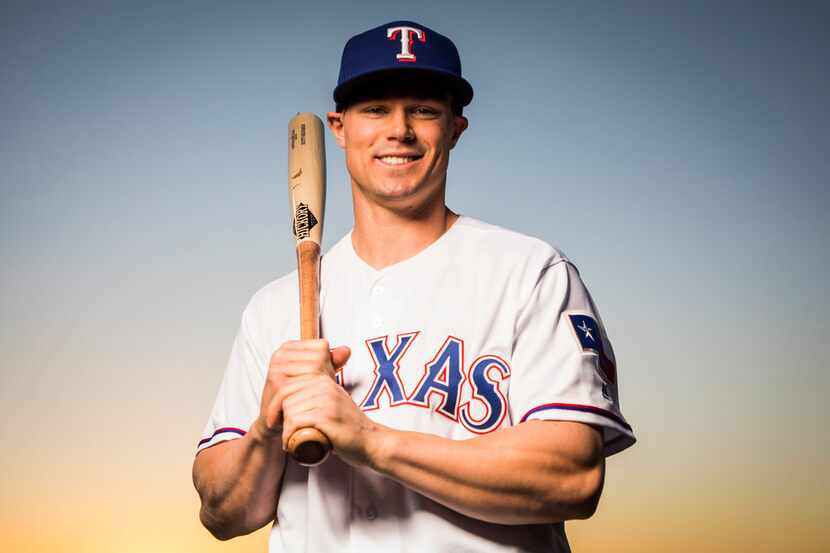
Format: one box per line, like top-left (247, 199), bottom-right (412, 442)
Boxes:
top-left (2, 441), bottom-right (827, 553)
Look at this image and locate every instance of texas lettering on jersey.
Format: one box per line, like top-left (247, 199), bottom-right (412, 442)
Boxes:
top-left (351, 331), bottom-right (511, 434)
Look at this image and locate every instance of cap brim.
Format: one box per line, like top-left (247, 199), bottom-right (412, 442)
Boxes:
top-left (333, 67), bottom-right (473, 108)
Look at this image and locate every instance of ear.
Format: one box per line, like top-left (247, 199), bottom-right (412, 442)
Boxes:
top-left (449, 115), bottom-right (469, 150)
top-left (327, 111), bottom-right (346, 149)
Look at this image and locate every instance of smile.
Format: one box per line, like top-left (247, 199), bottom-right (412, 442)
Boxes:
top-left (376, 155), bottom-right (423, 166)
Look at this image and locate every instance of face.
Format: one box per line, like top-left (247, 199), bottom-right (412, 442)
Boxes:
top-left (328, 95), bottom-right (468, 214)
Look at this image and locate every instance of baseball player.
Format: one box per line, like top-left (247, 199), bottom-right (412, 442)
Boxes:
top-left (193, 20), bottom-right (635, 553)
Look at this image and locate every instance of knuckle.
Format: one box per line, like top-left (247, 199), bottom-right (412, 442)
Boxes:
top-left (270, 344), bottom-right (293, 366)
top-left (309, 339), bottom-right (329, 352)
top-left (272, 387), bottom-right (286, 405)
top-left (267, 373), bottom-right (284, 389)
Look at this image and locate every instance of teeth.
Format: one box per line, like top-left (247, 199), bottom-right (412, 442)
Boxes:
top-left (379, 156), bottom-right (418, 165)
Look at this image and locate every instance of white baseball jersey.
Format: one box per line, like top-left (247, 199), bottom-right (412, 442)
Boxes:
top-left (198, 216), bottom-right (635, 553)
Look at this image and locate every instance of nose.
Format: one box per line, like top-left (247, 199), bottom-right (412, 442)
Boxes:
top-left (387, 106), bottom-right (415, 142)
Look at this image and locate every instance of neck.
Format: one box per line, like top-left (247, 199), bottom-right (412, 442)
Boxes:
top-left (350, 185), bottom-right (459, 271)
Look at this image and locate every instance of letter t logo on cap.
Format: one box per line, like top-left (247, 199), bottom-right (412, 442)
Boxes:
top-left (387, 26), bottom-right (426, 63)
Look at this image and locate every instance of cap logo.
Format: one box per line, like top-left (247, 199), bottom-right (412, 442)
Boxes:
top-left (387, 25), bottom-right (426, 63)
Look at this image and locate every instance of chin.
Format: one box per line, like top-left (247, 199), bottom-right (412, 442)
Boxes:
top-left (353, 172), bottom-right (442, 207)
top-left (380, 185), bottom-right (446, 213)
top-left (375, 189), bottom-right (421, 204)
top-left (368, 179), bottom-right (423, 199)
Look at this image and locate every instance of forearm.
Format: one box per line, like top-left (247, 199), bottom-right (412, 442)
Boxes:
top-left (193, 421), bottom-right (287, 540)
top-left (275, 354), bottom-right (605, 525)
top-left (368, 420), bottom-right (604, 525)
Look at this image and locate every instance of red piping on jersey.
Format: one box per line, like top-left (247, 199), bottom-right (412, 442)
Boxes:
top-left (197, 426), bottom-right (247, 447)
top-left (520, 402), bottom-right (632, 431)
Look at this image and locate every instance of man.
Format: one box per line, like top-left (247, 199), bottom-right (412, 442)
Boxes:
top-left (193, 20), bottom-right (634, 553)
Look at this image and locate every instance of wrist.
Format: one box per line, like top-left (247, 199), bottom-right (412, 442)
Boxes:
top-left (365, 423), bottom-right (400, 474)
top-left (249, 416), bottom-right (282, 448)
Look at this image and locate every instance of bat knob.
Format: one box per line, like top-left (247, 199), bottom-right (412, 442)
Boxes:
top-left (287, 427), bottom-right (332, 466)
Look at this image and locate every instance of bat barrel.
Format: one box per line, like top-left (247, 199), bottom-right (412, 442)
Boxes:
top-left (288, 112), bottom-right (325, 247)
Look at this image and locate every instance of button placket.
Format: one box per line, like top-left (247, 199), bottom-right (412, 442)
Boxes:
top-left (369, 276), bottom-right (385, 330)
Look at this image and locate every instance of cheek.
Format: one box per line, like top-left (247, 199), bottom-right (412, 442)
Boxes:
top-left (426, 121), bottom-right (454, 153)
top-left (431, 132), bottom-right (454, 164)
top-left (345, 134), bottom-right (379, 171)
top-left (343, 148), bottom-right (363, 181)
top-left (343, 124), bottom-right (376, 151)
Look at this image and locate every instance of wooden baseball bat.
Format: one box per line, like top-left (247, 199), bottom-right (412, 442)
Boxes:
top-left (286, 112), bottom-right (331, 466)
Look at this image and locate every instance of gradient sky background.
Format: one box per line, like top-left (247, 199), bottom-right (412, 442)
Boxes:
top-left (1, 1), bottom-right (828, 551)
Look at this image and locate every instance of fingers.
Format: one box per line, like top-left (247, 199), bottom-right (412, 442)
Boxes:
top-left (280, 376), bottom-right (333, 413)
top-left (259, 340), bottom-right (351, 446)
top-left (273, 339), bottom-right (331, 355)
top-left (331, 345), bottom-right (351, 369)
top-left (270, 340), bottom-right (330, 365)
top-left (274, 360), bottom-right (328, 378)
top-left (279, 376), bottom-right (338, 450)
top-left (260, 375), bottom-right (321, 437)
top-left (268, 340), bottom-right (347, 378)
top-left (277, 371), bottom-right (379, 467)
top-left (266, 343), bottom-right (350, 383)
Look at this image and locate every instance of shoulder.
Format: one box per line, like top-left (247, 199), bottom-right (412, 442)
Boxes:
top-left (453, 216), bottom-right (572, 270)
top-left (240, 270), bottom-right (298, 336)
top-left (450, 217), bottom-right (579, 309)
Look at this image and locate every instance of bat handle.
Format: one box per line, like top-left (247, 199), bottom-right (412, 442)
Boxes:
top-left (286, 240), bottom-right (332, 467)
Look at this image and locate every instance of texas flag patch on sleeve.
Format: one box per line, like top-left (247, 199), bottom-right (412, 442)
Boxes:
top-left (567, 313), bottom-right (617, 384)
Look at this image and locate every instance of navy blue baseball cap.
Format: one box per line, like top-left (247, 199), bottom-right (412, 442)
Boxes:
top-left (334, 20), bottom-right (474, 111)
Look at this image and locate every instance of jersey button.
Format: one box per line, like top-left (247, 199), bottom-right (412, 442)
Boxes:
top-left (372, 285), bottom-right (384, 296)
top-left (371, 315), bottom-right (383, 329)
top-left (366, 506), bottom-right (377, 520)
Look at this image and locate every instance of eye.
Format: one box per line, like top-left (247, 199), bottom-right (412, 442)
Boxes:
top-left (361, 105), bottom-right (388, 116)
top-left (412, 105), bottom-right (441, 118)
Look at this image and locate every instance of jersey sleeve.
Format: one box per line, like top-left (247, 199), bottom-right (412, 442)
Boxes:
top-left (508, 259), bottom-right (635, 456)
top-left (196, 304), bottom-right (268, 453)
